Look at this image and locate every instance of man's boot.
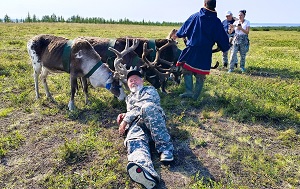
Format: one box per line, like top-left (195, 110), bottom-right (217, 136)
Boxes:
top-left (179, 74), bottom-right (193, 98)
top-left (193, 75), bottom-right (205, 100)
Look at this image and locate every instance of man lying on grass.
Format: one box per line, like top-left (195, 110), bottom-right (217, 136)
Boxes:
top-left (117, 68), bottom-right (174, 189)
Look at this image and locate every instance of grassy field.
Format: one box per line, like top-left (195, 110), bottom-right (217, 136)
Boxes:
top-left (0, 23), bottom-right (299, 189)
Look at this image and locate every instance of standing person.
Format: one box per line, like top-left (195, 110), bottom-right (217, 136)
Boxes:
top-left (172, 0), bottom-right (230, 100)
top-left (228, 10), bottom-right (250, 73)
top-left (117, 68), bottom-right (174, 189)
top-left (222, 11), bottom-right (236, 68)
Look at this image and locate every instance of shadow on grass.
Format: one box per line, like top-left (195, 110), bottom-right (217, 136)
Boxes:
top-left (169, 141), bottom-right (215, 186)
top-left (67, 96), bottom-right (126, 126)
top-left (218, 65), bottom-right (300, 80)
top-left (247, 66), bottom-right (300, 80)
top-left (162, 85), bottom-right (299, 133)
top-left (148, 137), bottom-right (215, 189)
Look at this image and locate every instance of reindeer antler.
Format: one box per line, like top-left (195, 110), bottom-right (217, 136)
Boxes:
top-left (108, 38), bottom-right (140, 83)
top-left (142, 40), bottom-right (178, 83)
top-left (142, 39), bottom-right (176, 68)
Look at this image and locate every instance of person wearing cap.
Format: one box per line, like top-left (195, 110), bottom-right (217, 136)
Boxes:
top-left (171, 0), bottom-right (230, 100)
top-left (228, 10), bottom-right (250, 73)
top-left (222, 10), bottom-right (236, 68)
top-left (117, 68), bottom-right (174, 189)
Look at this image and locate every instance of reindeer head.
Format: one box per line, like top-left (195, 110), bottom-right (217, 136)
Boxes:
top-left (73, 38), bottom-right (127, 101)
top-left (108, 38), bottom-right (140, 88)
top-left (105, 70), bottom-right (126, 100)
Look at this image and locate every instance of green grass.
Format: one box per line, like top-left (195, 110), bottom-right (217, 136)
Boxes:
top-left (0, 130), bottom-right (25, 158)
top-left (0, 23), bottom-right (299, 189)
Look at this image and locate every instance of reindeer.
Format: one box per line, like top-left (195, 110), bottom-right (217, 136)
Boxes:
top-left (81, 29), bottom-right (182, 93)
top-left (27, 34), bottom-right (139, 110)
top-left (81, 29), bottom-right (222, 93)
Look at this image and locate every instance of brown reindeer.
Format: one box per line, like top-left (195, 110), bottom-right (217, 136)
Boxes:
top-left (27, 34), bottom-right (139, 110)
top-left (81, 29), bottom-right (221, 93)
top-left (81, 30), bottom-right (182, 93)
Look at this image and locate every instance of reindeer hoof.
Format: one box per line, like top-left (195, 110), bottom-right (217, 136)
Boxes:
top-left (68, 101), bottom-right (76, 111)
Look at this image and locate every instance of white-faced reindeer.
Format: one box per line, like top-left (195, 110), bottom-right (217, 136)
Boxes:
top-left (27, 34), bottom-right (139, 110)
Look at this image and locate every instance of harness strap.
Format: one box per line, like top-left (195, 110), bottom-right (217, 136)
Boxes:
top-left (131, 55), bottom-right (141, 67)
top-left (106, 39), bottom-right (117, 68)
top-left (84, 60), bottom-right (103, 78)
top-left (148, 39), bottom-right (156, 62)
top-left (62, 40), bottom-right (73, 73)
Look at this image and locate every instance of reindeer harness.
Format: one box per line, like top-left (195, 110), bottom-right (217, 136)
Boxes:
top-left (62, 40), bottom-right (73, 73)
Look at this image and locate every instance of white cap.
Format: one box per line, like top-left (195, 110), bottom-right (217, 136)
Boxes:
top-left (225, 11), bottom-right (232, 16)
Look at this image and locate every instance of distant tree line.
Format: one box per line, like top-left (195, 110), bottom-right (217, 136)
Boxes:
top-left (2, 13), bottom-right (299, 31)
top-left (1, 13), bottom-right (182, 26)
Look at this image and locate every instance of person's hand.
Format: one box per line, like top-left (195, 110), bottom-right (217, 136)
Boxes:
top-left (117, 113), bottom-right (125, 125)
top-left (237, 23), bottom-right (242, 30)
top-left (119, 121), bottom-right (127, 136)
top-left (171, 34), bottom-right (177, 40)
top-left (228, 24), bottom-right (234, 34)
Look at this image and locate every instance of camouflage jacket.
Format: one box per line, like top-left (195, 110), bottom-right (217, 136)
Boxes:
top-left (123, 86), bottom-right (164, 125)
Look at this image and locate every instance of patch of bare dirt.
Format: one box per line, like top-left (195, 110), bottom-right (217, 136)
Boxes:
top-left (1, 107), bottom-right (297, 189)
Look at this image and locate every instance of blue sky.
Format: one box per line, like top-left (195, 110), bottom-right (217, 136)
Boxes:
top-left (1, 0), bottom-right (299, 24)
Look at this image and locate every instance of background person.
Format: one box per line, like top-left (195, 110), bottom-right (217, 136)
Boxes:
top-left (222, 10), bottom-right (236, 68)
top-left (171, 0), bottom-right (230, 100)
top-left (117, 68), bottom-right (174, 189)
top-left (228, 10), bottom-right (250, 73)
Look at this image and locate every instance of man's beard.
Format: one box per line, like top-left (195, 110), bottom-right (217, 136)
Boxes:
top-left (129, 84), bottom-right (143, 93)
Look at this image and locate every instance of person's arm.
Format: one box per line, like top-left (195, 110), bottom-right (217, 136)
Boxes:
top-left (119, 120), bottom-right (127, 136)
top-left (117, 113), bottom-right (127, 136)
top-left (228, 24), bottom-right (234, 34)
top-left (237, 25), bottom-right (250, 34)
top-left (216, 21), bottom-right (231, 52)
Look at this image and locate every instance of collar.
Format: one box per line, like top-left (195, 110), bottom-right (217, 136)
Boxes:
top-left (200, 7), bottom-right (217, 17)
top-left (202, 6), bottom-right (216, 13)
top-left (84, 60), bottom-right (103, 78)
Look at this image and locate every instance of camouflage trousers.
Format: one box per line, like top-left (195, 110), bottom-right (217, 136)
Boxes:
top-left (124, 102), bottom-right (174, 179)
top-left (229, 34), bottom-right (249, 70)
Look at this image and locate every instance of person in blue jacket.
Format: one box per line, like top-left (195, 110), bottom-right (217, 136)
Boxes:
top-left (172, 0), bottom-right (230, 100)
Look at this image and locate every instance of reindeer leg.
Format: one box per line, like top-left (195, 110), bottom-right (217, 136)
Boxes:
top-left (28, 42), bottom-right (42, 99)
top-left (161, 80), bottom-right (168, 94)
top-left (68, 76), bottom-right (78, 111)
top-left (33, 64), bottom-right (41, 99)
top-left (157, 71), bottom-right (168, 94)
top-left (40, 67), bottom-right (54, 100)
top-left (81, 77), bottom-right (89, 105)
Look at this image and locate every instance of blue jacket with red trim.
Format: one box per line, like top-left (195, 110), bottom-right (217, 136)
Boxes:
top-left (176, 7), bottom-right (230, 75)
